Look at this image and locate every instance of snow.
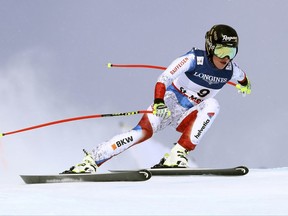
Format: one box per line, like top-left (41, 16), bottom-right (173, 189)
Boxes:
top-left (1, 168), bottom-right (288, 215)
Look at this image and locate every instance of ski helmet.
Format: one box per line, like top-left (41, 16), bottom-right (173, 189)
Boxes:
top-left (205, 24), bottom-right (239, 58)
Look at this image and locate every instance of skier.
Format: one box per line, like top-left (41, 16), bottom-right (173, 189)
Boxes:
top-left (64, 24), bottom-right (251, 173)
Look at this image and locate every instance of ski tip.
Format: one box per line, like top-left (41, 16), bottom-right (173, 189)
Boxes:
top-left (107, 63), bottom-right (113, 68)
top-left (235, 166), bottom-right (249, 175)
top-left (138, 169), bottom-right (152, 180)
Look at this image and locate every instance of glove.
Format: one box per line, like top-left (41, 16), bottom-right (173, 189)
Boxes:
top-left (236, 77), bottom-right (251, 96)
top-left (153, 99), bottom-right (171, 119)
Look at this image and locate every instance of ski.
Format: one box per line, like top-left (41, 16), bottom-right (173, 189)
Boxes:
top-left (110, 166), bottom-right (249, 176)
top-left (20, 170), bottom-right (151, 184)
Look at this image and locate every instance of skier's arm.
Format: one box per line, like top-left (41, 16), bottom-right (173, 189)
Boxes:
top-left (154, 52), bottom-right (196, 101)
top-left (153, 52), bottom-right (196, 117)
top-left (231, 63), bottom-right (251, 96)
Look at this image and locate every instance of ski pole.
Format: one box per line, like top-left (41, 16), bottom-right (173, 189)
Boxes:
top-left (0, 110), bottom-right (152, 137)
top-left (107, 63), bottom-right (166, 71)
top-left (107, 63), bottom-right (236, 86)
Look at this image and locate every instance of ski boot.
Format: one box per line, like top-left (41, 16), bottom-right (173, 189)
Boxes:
top-left (62, 149), bottom-right (97, 174)
top-left (152, 143), bottom-right (189, 168)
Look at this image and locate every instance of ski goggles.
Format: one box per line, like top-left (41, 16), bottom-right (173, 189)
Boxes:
top-left (214, 44), bottom-right (237, 59)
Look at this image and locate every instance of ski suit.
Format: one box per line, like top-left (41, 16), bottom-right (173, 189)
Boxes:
top-left (92, 48), bottom-right (246, 166)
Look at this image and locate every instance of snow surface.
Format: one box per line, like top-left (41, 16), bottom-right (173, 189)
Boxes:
top-left (0, 168), bottom-right (288, 215)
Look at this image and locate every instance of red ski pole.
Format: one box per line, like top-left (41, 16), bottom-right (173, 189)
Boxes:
top-left (107, 63), bottom-right (236, 86)
top-left (1, 110), bottom-right (152, 137)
